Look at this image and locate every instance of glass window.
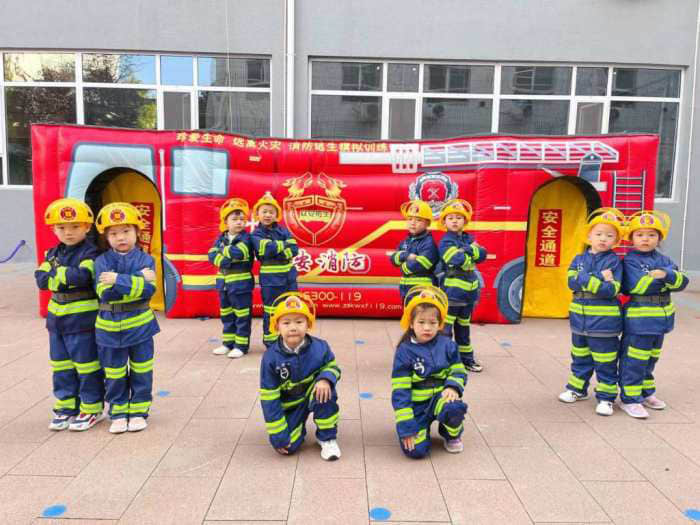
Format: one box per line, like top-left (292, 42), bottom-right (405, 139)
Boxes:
top-left (576, 102), bottom-right (604, 134)
top-left (498, 100), bottom-right (569, 135)
top-left (424, 65), bottom-right (494, 94)
top-left (388, 63), bottom-right (419, 92)
top-left (389, 99), bottom-right (415, 140)
top-left (197, 57), bottom-right (270, 88)
top-left (172, 148), bottom-right (229, 196)
top-left (163, 92), bottom-right (191, 129)
top-left (422, 98), bottom-right (492, 138)
top-left (198, 91), bottom-right (270, 136)
top-left (84, 88), bottom-right (156, 129)
top-left (3, 53), bottom-right (75, 82)
top-left (312, 62), bottom-right (382, 91)
top-left (609, 101), bottom-right (678, 197)
top-left (612, 68), bottom-right (680, 98)
top-left (576, 67), bottom-right (608, 96)
top-left (161, 56), bottom-right (193, 86)
top-left (501, 66), bottom-right (571, 95)
top-left (310, 95), bottom-right (381, 139)
top-left (83, 54), bottom-right (156, 84)
top-left (4, 86), bottom-right (76, 185)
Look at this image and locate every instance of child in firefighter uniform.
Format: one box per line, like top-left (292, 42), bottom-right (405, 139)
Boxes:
top-left (619, 210), bottom-right (689, 419)
top-left (389, 200), bottom-right (439, 301)
top-left (94, 202), bottom-right (160, 434)
top-left (209, 198), bottom-right (254, 358)
top-left (259, 293), bottom-right (342, 460)
top-left (391, 285), bottom-right (468, 459)
top-left (35, 198), bottom-right (105, 431)
top-left (558, 208), bottom-right (626, 416)
top-left (437, 199), bottom-right (488, 372)
top-left (252, 192), bottom-right (299, 348)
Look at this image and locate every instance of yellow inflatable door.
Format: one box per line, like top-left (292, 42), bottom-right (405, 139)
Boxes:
top-left (522, 179), bottom-right (587, 318)
top-left (101, 171), bottom-right (164, 311)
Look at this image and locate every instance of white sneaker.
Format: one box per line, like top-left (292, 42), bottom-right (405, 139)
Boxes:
top-left (109, 418), bottom-right (128, 434)
top-left (128, 416), bottom-right (148, 432)
top-left (69, 412), bottom-right (105, 431)
top-left (558, 390), bottom-right (589, 403)
top-left (48, 414), bottom-right (73, 431)
top-left (317, 438), bottom-right (341, 461)
top-left (595, 400), bottom-right (614, 416)
top-left (443, 437), bottom-right (464, 453)
top-left (212, 345), bottom-right (230, 355)
top-left (227, 348), bottom-right (245, 359)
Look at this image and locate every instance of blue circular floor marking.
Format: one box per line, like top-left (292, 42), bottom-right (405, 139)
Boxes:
top-left (369, 507), bottom-right (391, 520)
top-left (157, 390), bottom-right (170, 397)
top-left (359, 392), bottom-right (373, 399)
top-left (685, 509), bottom-right (700, 521)
top-left (42, 505), bottom-right (67, 518)
top-left (355, 339), bottom-right (365, 344)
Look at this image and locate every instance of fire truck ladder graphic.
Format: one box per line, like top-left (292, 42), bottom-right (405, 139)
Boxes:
top-left (612, 169), bottom-right (646, 216)
top-left (339, 141), bottom-right (620, 173)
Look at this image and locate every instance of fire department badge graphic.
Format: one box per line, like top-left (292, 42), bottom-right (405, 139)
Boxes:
top-left (284, 296), bottom-right (302, 311)
top-left (59, 206), bottom-right (77, 221)
top-left (109, 209), bottom-right (126, 223)
top-left (283, 172), bottom-right (347, 246)
top-left (640, 214), bottom-right (655, 226)
top-left (408, 171), bottom-right (458, 218)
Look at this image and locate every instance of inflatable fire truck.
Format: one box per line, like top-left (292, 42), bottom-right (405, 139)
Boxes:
top-left (31, 124), bottom-right (657, 323)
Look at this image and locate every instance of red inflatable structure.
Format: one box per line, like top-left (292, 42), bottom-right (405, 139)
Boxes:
top-left (31, 124), bottom-right (658, 323)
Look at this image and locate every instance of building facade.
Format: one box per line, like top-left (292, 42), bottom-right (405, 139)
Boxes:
top-left (1, 0), bottom-right (699, 271)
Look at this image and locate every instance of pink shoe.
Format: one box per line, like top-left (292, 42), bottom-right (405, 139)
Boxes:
top-left (621, 403), bottom-right (649, 419)
top-left (642, 395), bottom-right (666, 410)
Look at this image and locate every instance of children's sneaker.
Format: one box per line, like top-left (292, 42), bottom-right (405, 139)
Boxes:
top-left (621, 403), bottom-right (649, 419)
top-left (212, 345), bottom-right (230, 355)
top-left (317, 438), bottom-right (341, 461)
top-left (48, 414), bottom-right (73, 431)
top-left (558, 390), bottom-right (588, 403)
top-left (595, 400), bottom-right (614, 416)
top-left (128, 416), bottom-right (148, 432)
top-left (465, 361), bottom-right (483, 373)
top-left (69, 412), bottom-right (105, 431)
top-left (443, 437), bottom-right (464, 454)
top-left (109, 418), bottom-right (128, 434)
top-left (227, 348), bottom-right (245, 359)
top-left (642, 395), bottom-right (667, 410)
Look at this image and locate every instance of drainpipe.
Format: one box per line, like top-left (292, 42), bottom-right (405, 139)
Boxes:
top-left (284, 0), bottom-right (295, 138)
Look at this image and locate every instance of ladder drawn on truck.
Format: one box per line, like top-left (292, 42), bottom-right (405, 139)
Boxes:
top-left (339, 140), bottom-right (620, 173)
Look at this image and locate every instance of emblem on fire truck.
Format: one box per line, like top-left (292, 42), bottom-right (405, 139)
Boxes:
top-left (282, 172), bottom-right (348, 246)
top-left (408, 171), bottom-right (458, 218)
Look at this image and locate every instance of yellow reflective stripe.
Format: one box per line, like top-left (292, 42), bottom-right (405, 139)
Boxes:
top-left (626, 304), bottom-right (675, 318)
top-left (443, 246), bottom-right (459, 263)
top-left (571, 345), bottom-right (591, 358)
top-left (127, 276), bottom-right (144, 299)
top-left (266, 416), bottom-right (288, 435)
top-left (458, 344), bottom-right (473, 354)
top-left (623, 385), bottom-right (642, 396)
top-left (95, 310), bottom-right (155, 332)
top-left (392, 251), bottom-right (403, 265)
top-left (48, 275), bottom-right (60, 291)
top-left (612, 280), bottom-right (621, 295)
top-left (667, 270), bottom-right (685, 290)
top-left (471, 244), bottom-right (480, 259)
top-left (447, 375), bottom-right (464, 388)
top-left (394, 407), bottom-right (414, 423)
top-left (627, 346), bottom-right (651, 361)
top-left (128, 401), bottom-right (151, 413)
top-left (129, 358), bottom-right (154, 374)
top-left (236, 242), bottom-right (250, 259)
top-left (54, 397), bottom-right (76, 410)
top-left (79, 259), bottom-right (95, 278)
top-left (434, 397), bottom-right (446, 416)
top-left (218, 272), bottom-right (253, 283)
top-left (56, 266), bottom-right (68, 285)
top-left (234, 335), bottom-right (249, 344)
top-left (290, 422), bottom-right (304, 443)
top-left (415, 255), bottom-right (432, 269)
top-left (222, 245), bottom-right (232, 258)
top-left (399, 276), bottom-right (433, 286)
top-left (104, 365), bottom-right (127, 379)
top-left (314, 413), bottom-right (339, 430)
top-left (568, 375), bottom-right (585, 389)
top-left (51, 359), bottom-right (74, 372)
top-left (460, 258), bottom-right (475, 271)
top-left (444, 314), bottom-right (456, 325)
top-left (74, 360), bottom-right (101, 374)
top-left (400, 262), bottom-right (410, 274)
top-left (222, 333), bottom-right (236, 342)
top-left (596, 383), bottom-right (618, 394)
top-left (96, 282), bottom-right (112, 298)
top-left (585, 276), bottom-right (602, 294)
top-left (260, 263), bottom-right (293, 273)
top-left (258, 239), bottom-right (270, 254)
top-left (443, 421), bottom-right (463, 437)
top-left (630, 274), bottom-right (654, 294)
top-left (38, 261), bottom-right (52, 272)
top-left (567, 269), bottom-right (578, 278)
top-left (263, 333), bottom-right (278, 342)
top-left (444, 277), bottom-right (479, 291)
top-left (642, 379), bottom-right (655, 389)
top-left (286, 238), bottom-right (297, 245)
top-left (392, 377), bottom-right (412, 390)
top-left (80, 401), bottom-right (103, 414)
top-left (47, 299), bottom-right (98, 316)
top-left (276, 240), bottom-right (284, 252)
top-left (260, 388), bottom-right (281, 401)
top-left (281, 397), bottom-right (307, 410)
top-left (456, 317), bottom-right (471, 326)
top-left (111, 403), bottom-right (129, 414)
top-left (591, 351), bottom-right (617, 363)
top-left (449, 362), bottom-right (466, 374)
top-left (411, 387), bottom-right (443, 402)
top-left (283, 248), bottom-right (293, 259)
top-left (414, 428), bottom-right (428, 445)
top-left (232, 307), bottom-right (250, 316)
top-left (651, 347), bottom-right (662, 358)
top-left (568, 303), bottom-right (620, 316)
top-left (220, 306), bottom-right (234, 316)
top-left (214, 254), bottom-right (224, 266)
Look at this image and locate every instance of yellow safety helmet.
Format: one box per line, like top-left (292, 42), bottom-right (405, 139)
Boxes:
top-left (253, 191), bottom-right (282, 221)
top-left (400, 285), bottom-right (449, 331)
top-left (625, 210), bottom-right (671, 240)
top-left (95, 202), bottom-right (146, 234)
top-left (583, 207), bottom-right (627, 246)
top-left (438, 199), bottom-right (473, 228)
top-left (269, 292), bottom-right (317, 335)
top-left (400, 200), bottom-right (433, 223)
top-left (44, 198), bottom-right (94, 225)
top-left (219, 198), bottom-right (250, 232)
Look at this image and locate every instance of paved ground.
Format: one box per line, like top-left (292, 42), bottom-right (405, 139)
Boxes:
top-left (2, 263), bottom-right (700, 525)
